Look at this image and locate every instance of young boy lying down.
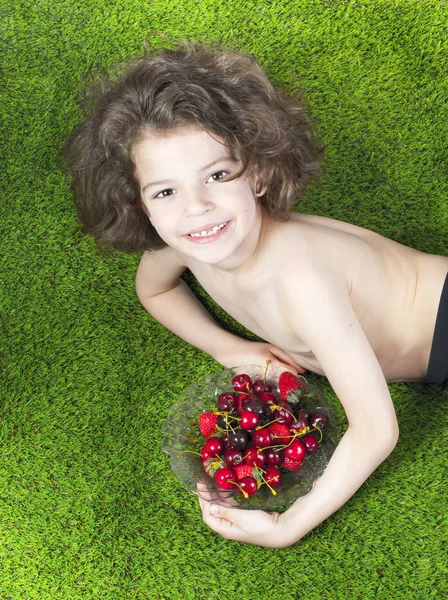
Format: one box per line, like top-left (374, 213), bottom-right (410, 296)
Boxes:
top-left (65, 43), bottom-right (448, 547)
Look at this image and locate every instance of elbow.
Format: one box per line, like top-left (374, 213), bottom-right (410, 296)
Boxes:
top-left (380, 423), bottom-right (399, 459)
top-left (352, 418), bottom-right (399, 459)
top-left (381, 414), bottom-right (400, 453)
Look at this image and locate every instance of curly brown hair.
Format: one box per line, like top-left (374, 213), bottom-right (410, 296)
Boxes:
top-left (64, 41), bottom-right (324, 252)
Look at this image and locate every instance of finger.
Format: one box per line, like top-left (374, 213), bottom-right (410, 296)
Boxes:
top-left (270, 349), bottom-right (307, 374)
top-left (200, 501), bottom-right (248, 541)
top-left (208, 503), bottom-right (248, 528)
top-left (270, 356), bottom-right (305, 375)
top-left (196, 482), bottom-right (237, 506)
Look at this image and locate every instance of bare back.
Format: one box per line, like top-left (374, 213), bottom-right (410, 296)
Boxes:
top-left (180, 213), bottom-right (448, 382)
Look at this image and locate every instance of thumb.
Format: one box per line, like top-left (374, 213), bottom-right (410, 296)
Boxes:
top-left (267, 348), bottom-right (307, 375)
top-left (210, 503), bottom-right (246, 525)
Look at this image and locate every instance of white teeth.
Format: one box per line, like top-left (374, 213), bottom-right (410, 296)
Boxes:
top-left (189, 222), bottom-right (226, 238)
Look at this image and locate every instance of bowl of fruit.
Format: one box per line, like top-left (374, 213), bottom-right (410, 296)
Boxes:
top-left (162, 363), bottom-right (338, 510)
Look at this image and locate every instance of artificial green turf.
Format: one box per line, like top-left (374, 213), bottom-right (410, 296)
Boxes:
top-left (1, 0), bottom-right (447, 598)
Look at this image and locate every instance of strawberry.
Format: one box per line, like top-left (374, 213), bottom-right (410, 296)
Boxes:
top-left (282, 457), bottom-right (302, 471)
top-left (235, 393), bottom-right (247, 414)
top-left (234, 464), bottom-right (255, 481)
top-left (199, 412), bottom-right (218, 438)
top-left (203, 456), bottom-right (224, 478)
top-left (278, 371), bottom-right (306, 401)
top-left (269, 423), bottom-right (292, 445)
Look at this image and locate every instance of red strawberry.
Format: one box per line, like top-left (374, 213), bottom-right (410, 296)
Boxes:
top-left (235, 393), bottom-right (247, 414)
top-left (234, 464), bottom-right (255, 481)
top-left (269, 423), bottom-right (292, 446)
top-left (278, 371), bottom-right (306, 401)
top-left (282, 456), bottom-right (302, 471)
top-left (199, 412), bottom-right (218, 438)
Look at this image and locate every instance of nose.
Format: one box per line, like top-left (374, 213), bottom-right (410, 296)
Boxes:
top-left (182, 187), bottom-right (213, 218)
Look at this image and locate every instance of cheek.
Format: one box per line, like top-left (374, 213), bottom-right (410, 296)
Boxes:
top-left (147, 219), bottom-right (172, 246)
top-left (144, 207), bottom-right (177, 241)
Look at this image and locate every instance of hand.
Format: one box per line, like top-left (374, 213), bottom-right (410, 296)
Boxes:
top-left (215, 339), bottom-right (307, 375)
top-left (198, 495), bottom-right (294, 548)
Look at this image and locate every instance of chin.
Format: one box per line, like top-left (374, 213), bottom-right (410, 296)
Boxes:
top-left (194, 249), bottom-right (234, 266)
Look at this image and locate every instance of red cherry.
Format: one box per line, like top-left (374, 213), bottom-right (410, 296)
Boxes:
top-left (240, 411), bottom-right (260, 430)
top-left (224, 448), bottom-right (243, 466)
top-left (259, 392), bottom-right (277, 405)
top-left (215, 467), bottom-right (235, 490)
top-left (290, 417), bottom-right (310, 434)
top-left (311, 412), bottom-right (328, 429)
top-left (203, 438), bottom-right (224, 456)
top-left (242, 398), bottom-right (268, 424)
top-left (284, 439), bottom-right (307, 462)
top-left (243, 394), bottom-right (260, 403)
top-left (265, 449), bottom-right (284, 466)
top-left (302, 433), bottom-right (319, 452)
top-left (252, 429), bottom-right (273, 448)
top-left (243, 446), bottom-right (266, 467)
top-left (218, 392), bottom-right (235, 412)
top-left (201, 447), bottom-right (213, 462)
top-left (265, 466), bottom-right (281, 487)
top-left (228, 428), bottom-right (249, 450)
top-left (236, 476), bottom-right (258, 497)
top-left (232, 374), bottom-right (253, 393)
top-left (253, 380), bottom-right (273, 394)
top-left (274, 401), bottom-right (294, 425)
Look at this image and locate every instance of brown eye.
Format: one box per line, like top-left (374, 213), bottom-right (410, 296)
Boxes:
top-left (207, 171), bottom-right (228, 182)
top-left (155, 188), bottom-right (175, 199)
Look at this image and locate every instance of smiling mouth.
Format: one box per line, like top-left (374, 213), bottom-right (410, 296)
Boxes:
top-left (188, 222), bottom-right (228, 238)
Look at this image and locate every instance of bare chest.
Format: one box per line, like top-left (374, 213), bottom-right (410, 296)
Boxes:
top-left (187, 264), bottom-right (313, 357)
top-left (181, 214), bottom-right (441, 380)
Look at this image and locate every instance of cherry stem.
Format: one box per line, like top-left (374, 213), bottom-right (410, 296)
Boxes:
top-left (255, 441), bottom-right (289, 453)
top-left (254, 464), bottom-right (277, 496)
top-left (312, 424), bottom-right (323, 443)
top-left (216, 411), bottom-right (239, 420)
top-left (229, 480), bottom-right (249, 499)
top-left (176, 449), bottom-right (203, 458)
top-left (263, 360), bottom-right (271, 382)
top-left (271, 404), bottom-right (297, 422)
top-left (268, 429), bottom-right (303, 452)
top-left (256, 417), bottom-right (282, 431)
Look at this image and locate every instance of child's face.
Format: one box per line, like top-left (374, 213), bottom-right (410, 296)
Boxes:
top-left (133, 126), bottom-right (266, 269)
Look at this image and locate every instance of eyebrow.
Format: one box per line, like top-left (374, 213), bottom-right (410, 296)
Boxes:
top-left (141, 156), bottom-right (235, 194)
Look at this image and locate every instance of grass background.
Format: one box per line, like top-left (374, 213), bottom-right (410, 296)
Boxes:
top-left (1, 0), bottom-right (447, 598)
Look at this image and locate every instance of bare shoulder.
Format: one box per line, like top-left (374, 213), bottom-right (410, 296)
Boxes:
top-left (135, 246), bottom-right (188, 299)
top-left (291, 212), bottom-right (377, 238)
top-left (270, 211), bottom-right (409, 295)
top-left (269, 213), bottom-right (366, 286)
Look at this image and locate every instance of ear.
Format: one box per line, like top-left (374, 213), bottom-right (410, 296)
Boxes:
top-left (255, 180), bottom-right (267, 197)
top-left (251, 165), bottom-right (268, 197)
top-left (254, 173), bottom-right (267, 197)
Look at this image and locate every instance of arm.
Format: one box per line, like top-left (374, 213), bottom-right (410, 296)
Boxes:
top-left (200, 266), bottom-right (399, 547)
top-left (281, 268), bottom-right (399, 544)
top-left (136, 249), bottom-right (305, 372)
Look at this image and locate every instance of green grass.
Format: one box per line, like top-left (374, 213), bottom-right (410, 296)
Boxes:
top-left (1, 0), bottom-right (447, 598)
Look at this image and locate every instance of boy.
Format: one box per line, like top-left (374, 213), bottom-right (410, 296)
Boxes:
top-left (65, 43), bottom-right (448, 548)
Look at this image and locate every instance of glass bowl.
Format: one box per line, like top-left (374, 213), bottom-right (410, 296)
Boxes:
top-left (162, 364), bottom-right (338, 510)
